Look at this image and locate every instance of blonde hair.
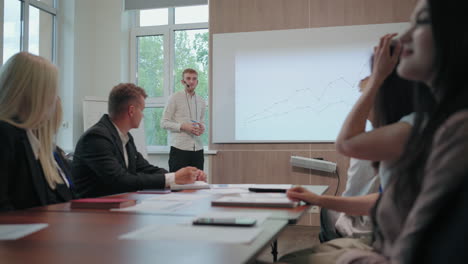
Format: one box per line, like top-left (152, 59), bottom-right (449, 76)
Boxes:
top-left (51, 96), bottom-right (63, 134)
top-left (0, 52), bottom-right (63, 189)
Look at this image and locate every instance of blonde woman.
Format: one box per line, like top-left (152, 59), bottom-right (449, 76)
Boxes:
top-left (0, 52), bottom-right (73, 211)
top-left (51, 97), bottom-right (75, 191)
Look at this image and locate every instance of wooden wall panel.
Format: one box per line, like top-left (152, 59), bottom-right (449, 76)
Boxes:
top-left (210, 0), bottom-right (256, 34)
top-left (349, 0), bottom-right (394, 25)
top-left (393, 0), bottom-right (419, 21)
top-left (213, 143), bottom-right (337, 151)
top-left (209, 0), bottom-right (416, 226)
top-left (309, 0), bottom-right (416, 28)
top-left (251, 0), bottom-right (309, 31)
top-left (214, 143), bottom-right (312, 151)
top-left (210, 0), bottom-right (309, 34)
top-left (309, 0), bottom-right (346, 27)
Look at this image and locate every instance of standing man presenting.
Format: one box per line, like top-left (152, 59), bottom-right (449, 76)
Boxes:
top-left (161, 69), bottom-right (206, 172)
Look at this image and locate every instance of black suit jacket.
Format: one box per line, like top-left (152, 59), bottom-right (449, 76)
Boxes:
top-left (0, 121), bottom-right (73, 211)
top-left (72, 114), bottom-right (168, 198)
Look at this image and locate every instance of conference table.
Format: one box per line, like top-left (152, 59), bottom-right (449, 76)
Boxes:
top-left (0, 184), bottom-right (328, 264)
top-left (33, 185), bottom-right (328, 224)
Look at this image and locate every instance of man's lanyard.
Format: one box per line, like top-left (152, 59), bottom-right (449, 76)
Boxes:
top-left (185, 91), bottom-right (198, 122)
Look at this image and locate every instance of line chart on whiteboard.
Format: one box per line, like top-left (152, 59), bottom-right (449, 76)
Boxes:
top-left (234, 50), bottom-right (371, 141)
top-left (242, 76), bottom-right (360, 124)
top-left (211, 22), bottom-right (410, 143)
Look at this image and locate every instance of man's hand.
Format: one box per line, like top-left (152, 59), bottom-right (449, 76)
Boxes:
top-left (181, 122), bottom-right (203, 136)
top-left (197, 123), bottom-right (205, 135)
top-left (195, 169), bottom-right (207, 182)
top-left (174, 166), bottom-right (198, 184)
top-left (174, 167), bottom-right (207, 184)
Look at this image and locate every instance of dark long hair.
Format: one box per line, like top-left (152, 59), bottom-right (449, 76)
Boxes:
top-left (390, 0), bottom-right (468, 220)
top-left (370, 52), bottom-right (415, 129)
top-left (369, 44), bottom-right (436, 170)
top-left (384, 2), bottom-right (468, 262)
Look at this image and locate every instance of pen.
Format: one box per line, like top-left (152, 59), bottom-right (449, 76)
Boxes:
top-left (191, 120), bottom-right (199, 127)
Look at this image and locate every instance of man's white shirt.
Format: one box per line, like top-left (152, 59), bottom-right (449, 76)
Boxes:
top-left (161, 90), bottom-right (206, 151)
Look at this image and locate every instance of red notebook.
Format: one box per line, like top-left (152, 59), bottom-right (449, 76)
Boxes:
top-left (70, 198), bottom-right (136, 209)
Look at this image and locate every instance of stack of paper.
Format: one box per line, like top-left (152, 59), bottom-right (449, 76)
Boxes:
top-left (212, 193), bottom-right (299, 208)
top-left (170, 181), bottom-right (210, 191)
top-left (195, 211), bottom-right (272, 225)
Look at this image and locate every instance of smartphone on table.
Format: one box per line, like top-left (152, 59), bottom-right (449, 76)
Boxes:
top-left (192, 217), bottom-right (257, 227)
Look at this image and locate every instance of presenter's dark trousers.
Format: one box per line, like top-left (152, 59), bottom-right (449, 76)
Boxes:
top-left (169, 146), bottom-right (204, 172)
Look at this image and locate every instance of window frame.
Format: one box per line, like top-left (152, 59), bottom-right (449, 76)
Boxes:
top-left (0, 0), bottom-right (57, 64)
top-left (130, 6), bottom-right (209, 151)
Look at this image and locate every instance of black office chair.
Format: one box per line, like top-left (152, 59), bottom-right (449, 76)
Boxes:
top-left (319, 208), bottom-right (343, 243)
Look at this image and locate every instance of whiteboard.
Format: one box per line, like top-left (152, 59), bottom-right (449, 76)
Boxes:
top-left (212, 23), bottom-right (409, 143)
top-left (83, 97), bottom-right (148, 158)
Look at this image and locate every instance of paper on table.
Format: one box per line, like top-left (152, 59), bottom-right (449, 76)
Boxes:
top-left (211, 184), bottom-right (253, 189)
top-left (194, 211), bottom-right (272, 225)
top-left (144, 193), bottom-right (210, 202)
top-left (120, 223), bottom-right (263, 244)
top-left (0, 224), bottom-right (48, 240)
top-left (112, 201), bottom-right (192, 213)
top-left (212, 192), bottom-right (299, 208)
top-left (198, 188), bottom-right (250, 195)
top-left (170, 181), bottom-right (210, 190)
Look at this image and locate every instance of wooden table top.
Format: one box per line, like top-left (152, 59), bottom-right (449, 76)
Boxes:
top-left (1, 184), bottom-right (327, 263)
top-left (0, 210), bottom-right (287, 264)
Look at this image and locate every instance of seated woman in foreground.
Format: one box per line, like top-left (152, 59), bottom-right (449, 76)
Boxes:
top-left (0, 52), bottom-right (74, 211)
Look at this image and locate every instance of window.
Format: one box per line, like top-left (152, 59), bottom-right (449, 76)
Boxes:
top-left (29, 5), bottom-right (54, 61)
top-left (1, 0), bottom-right (57, 64)
top-left (140, 8), bottom-right (168, 27)
top-left (174, 5), bottom-right (208, 24)
top-left (131, 5), bottom-right (209, 151)
top-left (137, 34), bottom-right (165, 97)
top-left (2, 0), bottom-right (21, 64)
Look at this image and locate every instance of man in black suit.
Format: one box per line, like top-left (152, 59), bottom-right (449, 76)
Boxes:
top-left (73, 83), bottom-right (206, 198)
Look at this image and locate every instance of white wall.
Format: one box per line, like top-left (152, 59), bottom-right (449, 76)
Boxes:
top-left (56, 0), bottom-right (75, 151)
top-left (146, 155), bottom-right (173, 174)
top-left (57, 0), bottom-right (132, 150)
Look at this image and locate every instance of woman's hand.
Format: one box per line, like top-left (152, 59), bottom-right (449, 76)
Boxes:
top-left (371, 33), bottom-right (402, 83)
top-left (287, 186), bottom-right (320, 204)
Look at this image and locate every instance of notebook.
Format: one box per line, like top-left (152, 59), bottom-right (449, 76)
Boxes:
top-left (70, 198), bottom-right (136, 209)
top-left (170, 181), bottom-right (210, 191)
top-left (248, 184), bottom-right (293, 193)
top-left (211, 193), bottom-right (299, 208)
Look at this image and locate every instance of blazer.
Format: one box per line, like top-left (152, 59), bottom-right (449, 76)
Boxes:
top-left (0, 121), bottom-right (73, 211)
top-left (72, 114), bottom-right (168, 198)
